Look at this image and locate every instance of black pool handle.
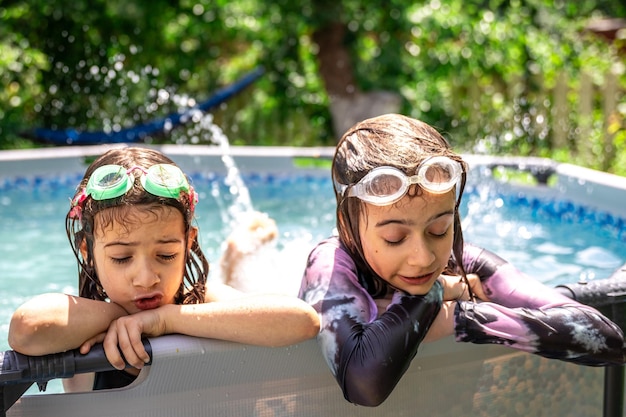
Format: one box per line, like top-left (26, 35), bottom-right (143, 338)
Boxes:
top-left (0, 338), bottom-right (152, 417)
top-left (555, 264), bottom-right (626, 311)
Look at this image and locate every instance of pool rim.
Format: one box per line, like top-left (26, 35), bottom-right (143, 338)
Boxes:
top-left (1, 144), bottom-right (625, 218)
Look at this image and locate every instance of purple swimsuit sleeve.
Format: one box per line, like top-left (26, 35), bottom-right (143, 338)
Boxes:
top-left (455, 244), bottom-right (625, 365)
top-left (298, 237), bottom-right (443, 407)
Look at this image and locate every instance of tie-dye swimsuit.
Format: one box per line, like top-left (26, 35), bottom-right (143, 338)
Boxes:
top-left (298, 237), bottom-right (625, 406)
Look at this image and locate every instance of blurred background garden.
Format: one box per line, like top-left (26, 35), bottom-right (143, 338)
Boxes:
top-left (1, 0), bottom-right (625, 174)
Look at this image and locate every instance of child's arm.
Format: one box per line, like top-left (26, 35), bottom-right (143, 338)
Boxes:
top-left (99, 290), bottom-right (320, 370)
top-left (455, 244), bottom-right (625, 365)
top-left (298, 238), bottom-right (442, 407)
top-left (8, 293), bottom-right (127, 355)
top-left (422, 300), bottom-right (456, 342)
top-left (62, 373), bottom-right (95, 393)
top-left (422, 273), bottom-right (488, 342)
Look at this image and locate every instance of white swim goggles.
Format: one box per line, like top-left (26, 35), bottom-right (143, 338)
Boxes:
top-left (336, 156), bottom-right (463, 206)
top-left (86, 164), bottom-right (192, 201)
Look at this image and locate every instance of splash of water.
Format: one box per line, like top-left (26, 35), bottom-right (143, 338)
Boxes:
top-left (170, 109), bottom-right (307, 294)
top-left (179, 109), bottom-right (254, 230)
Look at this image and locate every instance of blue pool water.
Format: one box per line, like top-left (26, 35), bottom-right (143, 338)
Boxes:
top-left (2, 169), bottom-right (626, 361)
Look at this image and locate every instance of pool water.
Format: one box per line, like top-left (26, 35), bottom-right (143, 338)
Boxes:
top-left (1, 170), bottom-right (626, 360)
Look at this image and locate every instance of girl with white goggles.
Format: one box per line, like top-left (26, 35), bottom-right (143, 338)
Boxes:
top-left (336, 156), bottom-right (463, 206)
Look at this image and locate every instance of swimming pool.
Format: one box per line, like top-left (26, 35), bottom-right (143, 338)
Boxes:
top-left (1, 145), bottom-right (625, 416)
top-left (1, 147), bottom-right (623, 308)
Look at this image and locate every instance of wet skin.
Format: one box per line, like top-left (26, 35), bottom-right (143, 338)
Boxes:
top-left (359, 190), bottom-right (456, 296)
top-left (89, 206), bottom-right (192, 314)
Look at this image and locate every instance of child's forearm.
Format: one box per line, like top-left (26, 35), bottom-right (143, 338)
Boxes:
top-left (423, 301), bottom-right (456, 342)
top-left (8, 293), bottom-right (127, 355)
top-left (160, 296), bottom-right (320, 347)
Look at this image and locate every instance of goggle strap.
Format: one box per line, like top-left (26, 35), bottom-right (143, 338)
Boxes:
top-left (126, 166), bottom-right (148, 176)
top-left (334, 180), bottom-right (349, 197)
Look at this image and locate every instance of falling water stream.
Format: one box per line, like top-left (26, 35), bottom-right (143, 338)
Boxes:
top-left (185, 110), bottom-right (255, 229)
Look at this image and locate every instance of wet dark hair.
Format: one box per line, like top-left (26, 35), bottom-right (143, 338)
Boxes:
top-left (332, 114), bottom-right (468, 298)
top-left (66, 147), bottom-right (207, 304)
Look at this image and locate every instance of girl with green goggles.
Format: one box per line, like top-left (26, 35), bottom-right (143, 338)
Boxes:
top-left (10, 147), bottom-right (320, 394)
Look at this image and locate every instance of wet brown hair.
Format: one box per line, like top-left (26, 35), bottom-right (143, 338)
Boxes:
top-left (332, 114), bottom-right (468, 297)
top-left (66, 147), bottom-right (207, 303)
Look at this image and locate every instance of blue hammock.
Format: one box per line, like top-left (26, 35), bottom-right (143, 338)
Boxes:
top-left (27, 67), bottom-right (264, 146)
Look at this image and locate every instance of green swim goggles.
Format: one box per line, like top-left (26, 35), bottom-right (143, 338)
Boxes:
top-left (86, 164), bottom-right (192, 201)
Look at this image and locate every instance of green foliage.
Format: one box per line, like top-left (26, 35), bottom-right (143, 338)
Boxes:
top-left (0, 0), bottom-right (266, 148)
top-left (333, 0), bottom-right (626, 175)
top-left (0, 0), bottom-right (625, 177)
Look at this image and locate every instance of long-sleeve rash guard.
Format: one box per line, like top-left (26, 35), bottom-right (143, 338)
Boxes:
top-left (298, 237), bottom-right (625, 407)
top-left (454, 244), bottom-right (624, 365)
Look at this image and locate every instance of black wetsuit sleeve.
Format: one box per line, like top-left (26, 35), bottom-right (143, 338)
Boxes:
top-left (298, 238), bottom-right (443, 406)
top-left (455, 244), bottom-right (625, 366)
top-left (335, 288), bottom-right (442, 406)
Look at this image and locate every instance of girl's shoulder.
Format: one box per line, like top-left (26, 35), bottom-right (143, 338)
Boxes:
top-left (304, 237), bottom-right (367, 292)
top-left (308, 236), bottom-right (354, 268)
top-left (301, 237), bottom-right (378, 320)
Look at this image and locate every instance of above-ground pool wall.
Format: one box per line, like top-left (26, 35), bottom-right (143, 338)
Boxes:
top-left (3, 145), bottom-right (626, 221)
top-left (555, 162), bottom-right (626, 219)
top-left (159, 144), bottom-right (335, 177)
top-left (0, 146), bottom-right (113, 179)
top-left (5, 335), bottom-right (617, 417)
top-left (463, 153), bottom-right (626, 220)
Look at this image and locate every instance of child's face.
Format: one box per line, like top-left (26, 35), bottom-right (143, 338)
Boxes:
top-left (358, 190), bottom-right (456, 296)
top-left (88, 205), bottom-right (192, 314)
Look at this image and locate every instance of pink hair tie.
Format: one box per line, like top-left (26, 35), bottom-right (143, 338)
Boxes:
top-left (189, 187), bottom-right (199, 213)
top-left (69, 189), bottom-right (88, 220)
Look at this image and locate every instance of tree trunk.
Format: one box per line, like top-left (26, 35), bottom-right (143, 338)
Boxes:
top-left (312, 22), bottom-right (356, 99)
top-left (312, 18), bottom-right (401, 141)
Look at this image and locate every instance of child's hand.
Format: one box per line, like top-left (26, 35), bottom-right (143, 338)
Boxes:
top-left (438, 274), bottom-right (488, 302)
top-left (103, 309), bottom-right (164, 370)
top-left (438, 274), bottom-right (468, 301)
top-left (423, 301), bottom-right (456, 342)
top-left (78, 332), bottom-right (106, 355)
top-left (466, 273), bottom-right (489, 301)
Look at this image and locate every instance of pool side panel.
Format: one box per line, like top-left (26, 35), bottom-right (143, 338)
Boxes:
top-left (6, 335), bottom-right (612, 417)
top-left (556, 163), bottom-right (626, 218)
top-left (3, 145), bottom-right (626, 217)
